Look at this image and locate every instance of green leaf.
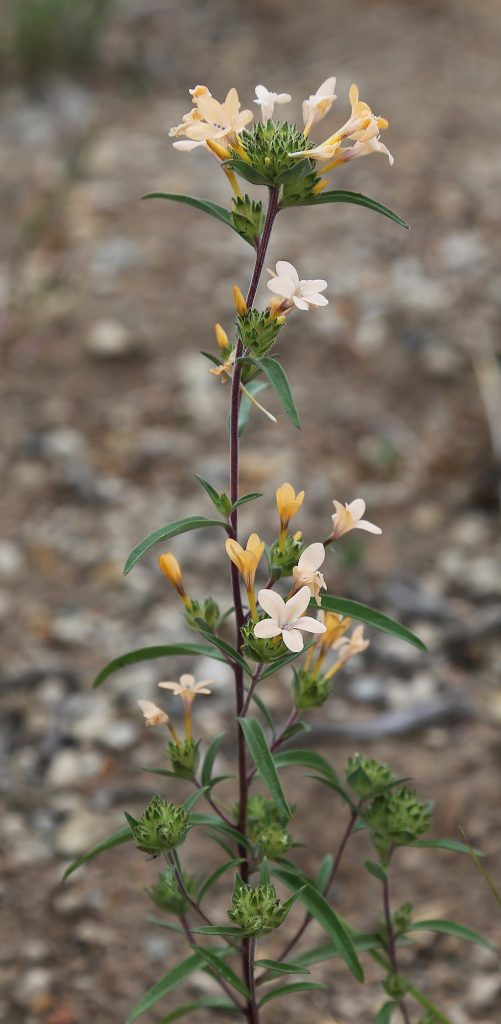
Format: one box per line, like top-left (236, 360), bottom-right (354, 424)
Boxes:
top-left (315, 854), bottom-right (334, 894)
top-left (194, 946), bottom-right (250, 999)
top-left (258, 981), bottom-right (327, 1007)
top-left (242, 356), bottom-right (301, 429)
top-left (307, 774), bottom-right (356, 809)
top-left (147, 916), bottom-right (183, 934)
top-left (201, 732), bottom-right (226, 787)
top-left (126, 952), bottom-right (204, 1022)
top-left (255, 959), bottom-right (310, 976)
top-left (192, 925), bottom-right (245, 936)
top-left (373, 1003), bottom-right (399, 1024)
top-left (200, 631), bottom-right (253, 675)
top-left (406, 983), bottom-right (452, 1024)
top-left (190, 813), bottom-right (252, 851)
top-left (194, 475), bottom-right (231, 516)
top-left (280, 720), bottom-right (312, 743)
top-left (235, 381), bottom-right (268, 437)
top-left (237, 717), bottom-right (292, 821)
top-left (283, 188), bottom-right (408, 228)
top-left (182, 788), bottom-right (209, 813)
top-left (222, 158), bottom-right (273, 187)
top-left (157, 996), bottom-right (235, 1024)
top-left (407, 919), bottom-right (495, 951)
top-left (259, 644), bottom-right (313, 679)
top-left (273, 748), bottom-right (340, 784)
top-left (124, 516), bottom-right (229, 574)
top-left (364, 859), bottom-right (388, 884)
top-left (260, 856), bottom-right (271, 885)
top-left (272, 867), bottom-right (364, 981)
top-left (249, 691), bottom-right (276, 738)
top-left (197, 858), bottom-right (245, 903)
top-left (316, 594), bottom-right (427, 652)
top-left (63, 825), bottom-right (132, 880)
top-left (292, 933), bottom-right (402, 969)
top-left (143, 767), bottom-right (187, 780)
top-left (92, 643), bottom-right (227, 688)
top-left (142, 192), bottom-right (253, 244)
top-left (409, 839), bottom-right (484, 855)
top-left (232, 491), bottom-right (263, 510)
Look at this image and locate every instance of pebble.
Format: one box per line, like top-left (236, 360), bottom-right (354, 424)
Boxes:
top-left (99, 720), bottom-right (139, 751)
top-left (17, 967), bottom-right (53, 1008)
top-left (0, 541), bottom-right (24, 577)
top-left (46, 749), bottom-right (105, 788)
top-left (465, 973), bottom-right (501, 1011)
top-left (55, 809), bottom-right (108, 857)
top-left (85, 319), bottom-right (136, 359)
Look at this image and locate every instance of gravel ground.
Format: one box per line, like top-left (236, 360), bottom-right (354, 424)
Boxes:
top-left (1, 1), bottom-right (501, 1022)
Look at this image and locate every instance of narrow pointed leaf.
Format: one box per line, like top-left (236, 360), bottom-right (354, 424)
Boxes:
top-left (273, 749), bottom-right (340, 784)
top-left (407, 919), bottom-right (495, 951)
top-left (200, 632), bottom-right (252, 675)
top-left (315, 854), bottom-right (334, 894)
top-left (283, 188), bottom-right (408, 228)
top-left (272, 867), bottom-right (363, 981)
top-left (243, 356), bottom-right (301, 429)
top-left (374, 1003), bottom-right (399, 1024)
top-left (147, 916), bottom-right (183, 934)
top-left (93, 643), bottom-right (226, 688)
top-left (182, 787), bottom-right (209, 813)
top-left (194, 946), bottom-right (250, 999)
top-left (190, 813), bottom-right (252, 850)
top-left (281, 720), bottom-right (312, 742)
top-left (238, 717), bottom-right (291, 820)
top-left (63, 825), bottom-right (133, 880)
top-left (259, 642), bottom-right (315, 679)
top-left (255, 959), bottom-right (310, 976)
top-left (142, 192), bottom-right (253, 244)
top-left (157, 996), bottom-right (235, 1023)
top-left (126, 952), bottom-right (204, 1022)
top-left (192, 925), bottom-right (245, 936)
top-left (124, 516), bottom-right (229, 574)
top-left (291, 933), bottom-right (405, 969)
top-left (222, 158), bottom-right (273, 186)
top-left (201, 732), bottom-right (226, 786)
top-left (365, 860), bottom-right (388, 884)
top-left (409, 838), bottom-right (484, 855)
top-left (258, 981), bottom-right (327, 1007)
top-left (307, 774), bottom-right (356, 809)
top-left (197, 858), bottom-right (245, 903)
top-left (316, 595), bottom-right (426, 651)
top-left (249, 691), bottom-right (276, 737)
top-left (232, 492), bottom-right (263, 510)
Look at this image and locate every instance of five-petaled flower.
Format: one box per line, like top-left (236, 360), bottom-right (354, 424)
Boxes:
top-left (330, 498), bottom-right (382, 540)
top-left (158, 674), bottom-right (213, 741)
top-left (254, 586), bottom-right (326, 653)
top-left (291, 542), bottom-right (327, 604)
top-left (267, 261), bottom-right (328, 313)
top-left (254, 84), bottom-right (291, 121)
top-left (170, 85), bottom-right (253, 150)
top-left (302, 76), bottom-right (337, 136)
top-left (137, 699), bottom-right (170, 728)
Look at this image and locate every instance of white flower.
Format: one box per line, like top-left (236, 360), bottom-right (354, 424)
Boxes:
top-left (170, 86), bottom-right (253, 148)
top-left (137, 699), bottom-right (169, 727)
top-left (337, 136), bottom-right (394, 166)
top-left (254, 586), bottom-right (326, 653)
top-left (303, 77), bottom-right (337, 134)
top-left (267, 261), bottom-right (328, 312)
top-left (254, 84), bottom-right (291, 121)
top-left (291, 543), bottom-right (327, 604)
top-left (330, 498), bottom-right (382, 540)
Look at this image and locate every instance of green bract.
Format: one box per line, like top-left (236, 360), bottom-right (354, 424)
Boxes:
top-left (168, 739), bottom-right (200, 781)
top-left (237, 309), bottom-right (285, 362)
top-left (365, 787), bottom-right (433, 864)
top-left (241, 618), bottom-right (288, 663)
top-left (231, 195), bottom-right (265, 246)
top-left (293, 667), bottom-right (332, 709)
top-left (269, 535), bottom-right (305, 576)
top-left (185, 597), bottom-right (220, 633)
top-left (345, 754), bottom-right (394, 799)
top-left (229, 121), bottom-right (317, 188)
top-left (228, 880), bottom-right (290, 936)
top-left (126, 796), bottom-right (189, 854)
top-left (147, 866), bottom-right (190, 916)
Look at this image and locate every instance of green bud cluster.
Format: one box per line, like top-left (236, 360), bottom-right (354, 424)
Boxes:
top-left (147, 866), bottom-right (188, 916)
top-left (280, 156), bottom-right (324, 208)
top-left (230, 195), bottom-right (264, 247)
top-left (393, 901), bottom-right (413, 935)
top-left (126, 795), bottom-right (189, 854)
top-left (384, 973), bottom-right (410, 1000)
top-left (185, 596), bottom-right (221, 633)
top-left (228, 880), bottom-right (289, 935)
top-left (241, 617), bottom-right (288, 664)
top-left (238, 309), bottom-right (285, 363)
top-left (269, 535), bottom-right (304, 576)
top-left (245, 795), bottom-right (292, 860)
top-left (364, 787), bottom-right (433, 864)
top-left (168, 738), bottom-right (200, 780)
top-left (236, 121), bottom-right (315, 186)
top-left (345, 754), bottom-right (394, 799)
top-left (293, 667), bottom-right (332, 709)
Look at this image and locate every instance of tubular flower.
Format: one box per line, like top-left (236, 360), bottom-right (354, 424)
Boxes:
top-left (291, 542), bottom-right (327, 604)
top-left (137, 699), bottom-right (169, 727)
top-left (254, 84), bottom-right (292, 121)
top-left (305, 609), bottom-right (352, 673)
top-left (324, 624), bottom-right (370, 679)
top-left (170, 85), bottom-right (253, 148)
top-left (302, 76), bottom-right (337, 136)
top-left (291, 83), bottom-right (393, 167)
top-left (330, 498), bottom-right (382, 541)
top-left (158, 674), bottom-right (213, 741)
top-left (267, 261), bottom-right (328, 313)
top-left (209, 348), bottom-right (235, 383)
top-left (276, 482), bottom-right (305, 549)
top-left (226, 533), bottom-right (264, 619)
top-left (159, 552), bottom-right (191, 606)
top-left (254, 586), bottom-right (326, 653)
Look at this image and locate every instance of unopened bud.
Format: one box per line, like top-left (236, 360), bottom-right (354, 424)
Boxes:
top-left (228, 880), bottom-right (289, 936)
top-left (233, 285), bottom-right (248, 316)
top-left (126, 795), bottom-right (189, 854)
top-left (159, 553), bottom-right (190, 604)
top-left (206, 137), bottom-right (231, 161)
top-left (137, 699), bottom-right (169, 728)
top-left (214, 323), bottom-right (230, 351)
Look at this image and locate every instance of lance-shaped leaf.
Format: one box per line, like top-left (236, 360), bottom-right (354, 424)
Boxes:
top-left (126, 952), bottom-right (205, 1023)
top-left (199, 631), bottom-right (253, 675)
top-left (197, 858), bottom-right (245, 903)
top-left (409, 838), bottom-right (484, 855)
top-left (93, 642), bottom-right (227, 688)
top-left (273, 748), bottom-right (341, 784)
top-left (240, 356), bottom-right (301, 429)
top-left (157, 996), bottom-right (235, 1024)
top-left (316, 594), bottom-right (426, 652)
top-left (272, 866), bottom-right (364, 981)
top-left (406, 919), bottom-right (495, 951)
top-left (281, 188), bottom-right (408, 228)
top-left (142, 192), bottom-right (253, 244)
top-left (374, 1004), bottom-right (399, 1024)
top-left (194, 946), bottom-right (250, 999)
top-left (238, 717), bottom-right (292, 821)
top-left (255, 959), bottom-right (310, 976)
top-left (189, 813), bottom-right (253, 851)
top-left (258, 981), bottom-right (328, 1007)
top-left (222, 157), bottom-right (273, 187)
top-left (201, 731), bottom-right (226, 786)
top-left (63, 825), bottom-right (133, 880)
top-left (124, 515), bottom-right (229, 574)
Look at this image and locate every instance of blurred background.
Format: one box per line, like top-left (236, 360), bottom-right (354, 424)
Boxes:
top-left (1, 1), bottom-right (500, 1021)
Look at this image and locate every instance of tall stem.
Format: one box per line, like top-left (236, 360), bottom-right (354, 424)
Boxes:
top-left (228, 186), bottom-right (280, 1023)
top-left (383, 872), bottom-right (412, 1024)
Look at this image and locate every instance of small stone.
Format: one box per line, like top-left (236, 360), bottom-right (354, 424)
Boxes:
top-left (55, 809), bottom-right (107, 857)
top-left (347, 674), bottom-right (386, 705)
top-left (0, 541), bottom-right (23, 577)
top-left (17, 967), bottom-right (53, 1008)
top-left (46, 749), bottom-right (105, 788)
top-left (465, 973), bottom-right (501, 1011)
top-left (85, 319), bottom-right (136, 359)
top-left (100, 720), bottom-right (139, 750)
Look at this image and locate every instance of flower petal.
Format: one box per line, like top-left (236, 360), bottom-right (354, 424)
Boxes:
top-left (294, 616), bottom-right (327, 634)
top-left (305, 293), bottom-right (329, 306)
top-left (275, 261), bottom-right (299, 287)
top-left (298, 542), bottom-right (325, 572)
top-left (348, 498), bottom-right (366, 520)
top-left (299, 279), bottom-right (328, 294)
top-left (267, 277), bottom-right (294, 299)
top-left (281, 628), bottom-right (304, 652)
top-left (257, 588), bottom-right (286, 623)
top-left (180, 673), bottom-right (196, 688)
top-left (254, 619), bottom-right (282, 639)
top-left (283, 586), bottom-right (311, 623)
top-left (357, 519), bottom-right (382, 535)
top-left (292, 295), bottom-right (310, 310)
